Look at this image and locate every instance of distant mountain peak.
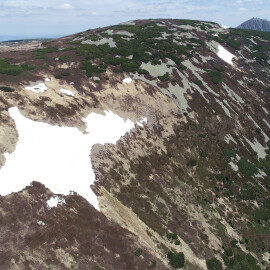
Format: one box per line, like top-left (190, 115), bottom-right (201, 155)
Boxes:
top-left (238, 17), bottom-right (270, 32)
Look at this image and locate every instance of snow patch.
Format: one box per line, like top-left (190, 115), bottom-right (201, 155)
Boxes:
top-left (123, 77), bottom-right (132, 83)
top-left (37, 220), bottom-right (46, 226)
top-left (221, 25), bottom-right (229, 29)
top-left (0, 107), bottom-right (144, 212)
top-left (45, 78), bottom-right (51, 82)
top-left (137, 117), bottom-right (147, 127)
top-left (25, 82), bottom-right (48, 93)
top-left (217, 45), bottom-right (236, 65)
top-left (60, 88), bottom-right (75, 97)
top-left (47, 195), bottom-right (66, 209)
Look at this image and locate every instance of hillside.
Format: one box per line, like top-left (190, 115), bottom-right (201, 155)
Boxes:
top-left (238, 18), bottom-right (270, 32)
top-left (0, 19), bottom-right (269, 269)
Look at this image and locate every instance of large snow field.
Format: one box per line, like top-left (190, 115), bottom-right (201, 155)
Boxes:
top-left (0, 107), bottom-right (145, 211)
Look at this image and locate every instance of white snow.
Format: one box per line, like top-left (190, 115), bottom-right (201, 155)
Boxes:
top-left (47, 195), bottom-right (66, 209)
top-left (123, 77), bottom-right (132, 83)
top-left (0, 107), bottom-right (142, 211)
top-left (221, 25), bottom-right (229, 29)
top-left (60, 88), bottom-right (75, 97)
top-left (137, 117), bottom-right (147, 127)
top-left (217, 45), bottom-right (236, 65)
top-left (25, 82), bottom-right (48, 93)
top-left (37, 220), bottom-right (46, 226)
top-left (45, 78), bottom-right (51, 82)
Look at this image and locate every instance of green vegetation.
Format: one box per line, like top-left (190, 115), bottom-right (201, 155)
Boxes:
top-left (208, 71), bottom-right (222, 84)
top-left (237, 158), bottom-right (258, 176)
top-left (158, 72), bottom-right (170, 81)
top-left (167, 232), bottom-right (178, 240)
top-left (214, 65), bottom-right (225, 72)
top-left (223, 251), bottom-right (261, 270)
top-left (150, 260), bottom-right (157, 268)
top-left (0, 86), bottom-right (15, 92)
top-left (0, 59), bottom-right (33, 76)
top-left (206, 257), bottom-right (222, 270)
top-left (186, 159), bottom-right (197, 167)
top-left (0, 59), bottom-right (26, 76)
top-left (200, 151), bottom-right (208, 158)
top-left (134, 248), bottom-right (143, 256)
top-left (194, 79), bottom-right (203, 85)
top-left (59, 56), bottom-right (70, 62)
top-left (80, 61), bottom-right (106, 77)
top-left (167, 251), bottom-right (185, 269)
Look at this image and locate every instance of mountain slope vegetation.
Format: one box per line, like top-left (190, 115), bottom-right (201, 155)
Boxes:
top-left (0, 19), bottom-right (269, 269)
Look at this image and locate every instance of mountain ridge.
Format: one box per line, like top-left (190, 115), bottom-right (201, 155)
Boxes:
top-left (238, 17), bottom-right (270, 32)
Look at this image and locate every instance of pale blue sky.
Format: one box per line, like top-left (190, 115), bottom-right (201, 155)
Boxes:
top-left (0, 0), bottom-right (269, 38)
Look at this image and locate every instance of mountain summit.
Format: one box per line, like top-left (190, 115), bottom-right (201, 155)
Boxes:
top-left (0, 19), bottom-right (269, 269)
top-left (238, 17), bottom-right (270, 32)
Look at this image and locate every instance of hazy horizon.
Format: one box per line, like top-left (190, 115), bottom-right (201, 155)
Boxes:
top-left (0, 0), bottom-right (269, 38)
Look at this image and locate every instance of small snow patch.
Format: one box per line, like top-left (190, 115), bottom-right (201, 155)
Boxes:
top-left (37, 220), bottom-right (46, 226)
top-left (47, 195), bottom-right (66, 209)
top-left (60, 88), bottom-right (74, 97)
top-left (137, 117), bottom-right (147, 127)
top-left (25, 82), bottom-right (48, 93)
top-left (217, 45), bottom-right (236, 65)
top-left (123, 77), bottom-right (132, 84)
top-left (221, 25), bottom-right (229, 29)
top-left (45, 78), bottom-right (51, 82)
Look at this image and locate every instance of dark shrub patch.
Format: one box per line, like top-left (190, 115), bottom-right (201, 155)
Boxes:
top-left (167, 252), bottom-right (185, 268)
top-left (200, 151), bottom-right (208, 157)
top-left (256, 128), bottom-right (261, 134)
top-left (237, 158), bottom-right (258, 176)
top-left (134, 248), bottom-right (142, 256)
top-left (194, 79), bottom-right (203, 85)
top-left (214, 65), bottom-right (225, 72)
top-left (186, 159), bottom-right (197, 167)
top-left (208, 71), bottom-right (222, 84)
top-left (158, 72), bottom-right (170, 81)
top-left (206, 257), bottom-right (222, 270)
top-left (167, 232), bottom-right (178, 240)
top-left (0, 86), bottom-right (15, 92)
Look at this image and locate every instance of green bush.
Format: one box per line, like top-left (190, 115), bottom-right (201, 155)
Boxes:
top-left (240, 188), bottom-right (257, 200)
top-left (0, 86), bottom-right (15, 92)
top-left (81, 61), bottom-right (106, 77)
top-left (224, 248), bottom-right (233, 257)
top-left (151, 260), bottom-right (157, 268)
top-left (59, 56), bottom-right (70, 62)
top-left (254, 208), bottom-right (270, 220)
top-left (208, 71), bottom-right (222, 84)
top-left (237, 158), bottom-right (258, 176)
top-left (194, 79), bottom-right (203, 85)
top-left (158, 72), bottom-right (170, 81)
top-left (186, 159), bottom-right (197, 167)
top-left (0, 59), bottom-right (23, 76)
top-left (198, 133), bottom-right (207, 138)
top-left (36, 47), bottom-right (58, 54)
top-left (167, 232), bottom-right (178, 240)
top-left (175, 240), bottom-right (181, 245)
top-left (206, 257), bottom-right (222, 270)
top-left (214, 65), bottom-right (225, 72)
top-left (134, 248), bottom-right (142, 256)
top-left (230, 239), bottom-right (238, 248)
top-left (200, 151), bottom-right (208, 157)
top-left (256, 128), bottom-right (261, 134)
top-left (167, 252), bottom-right (185, 269)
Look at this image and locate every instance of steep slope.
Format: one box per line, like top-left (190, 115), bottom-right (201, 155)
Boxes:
top-left (0, 19), bottom-right (269, 269)
top-left (238, 18), bottom-right (270, 32)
